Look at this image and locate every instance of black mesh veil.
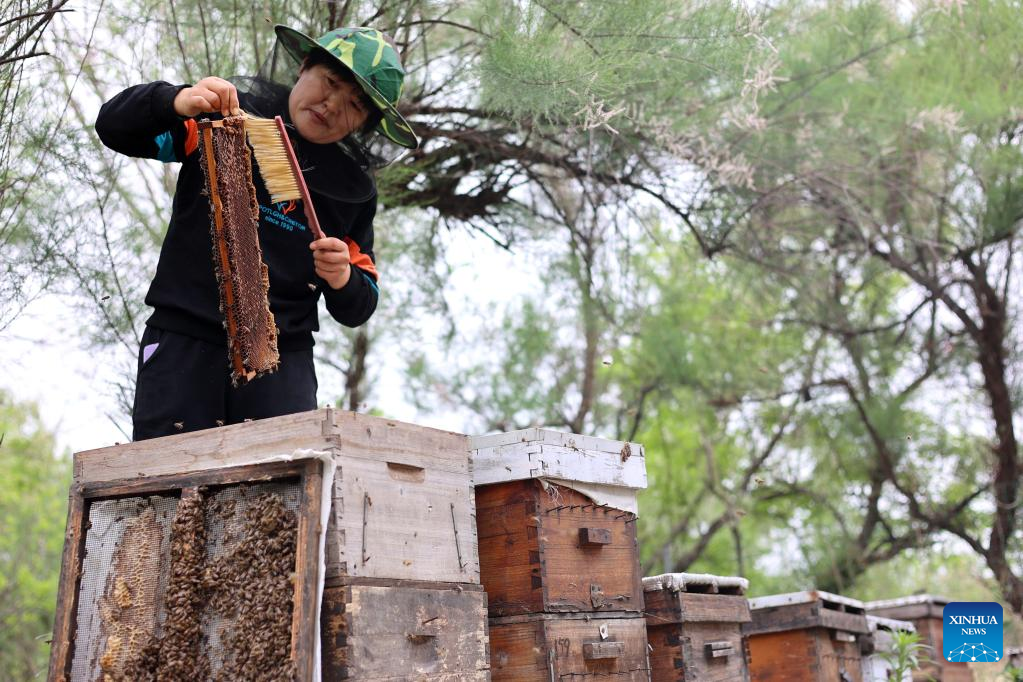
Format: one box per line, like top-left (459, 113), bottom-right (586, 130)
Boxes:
top-left (234, 35), bottom-right (411, 175)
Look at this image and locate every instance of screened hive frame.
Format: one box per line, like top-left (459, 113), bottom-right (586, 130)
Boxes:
top-left (48, 459), bottom-right (323, 682)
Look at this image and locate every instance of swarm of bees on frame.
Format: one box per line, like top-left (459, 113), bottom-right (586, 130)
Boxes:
top-left (96, 487), bottom-right (299, 681)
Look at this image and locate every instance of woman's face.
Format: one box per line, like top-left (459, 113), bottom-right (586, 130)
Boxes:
top-left (288, 64), bottom-right (370, 144)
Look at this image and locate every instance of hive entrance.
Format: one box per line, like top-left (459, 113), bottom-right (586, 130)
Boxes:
top-left (52, 460), bottom-right (322, 681)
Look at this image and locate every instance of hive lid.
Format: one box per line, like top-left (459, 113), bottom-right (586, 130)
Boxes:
top-left (744, 590), bottom-right (870, 636)
top-left (748, 589), bottom-right (865, 612)
top-left (865, 594), bottom-right (951, 610)
top-left (643, 572), bottom-right (749, 596)
top-left (470, 428), bottom-right (647, 490)
top-left (867, 614), bottom-right (916, 633)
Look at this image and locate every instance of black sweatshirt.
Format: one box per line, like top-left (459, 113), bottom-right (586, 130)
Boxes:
top-left (95, 81), bottom-right (379, 351)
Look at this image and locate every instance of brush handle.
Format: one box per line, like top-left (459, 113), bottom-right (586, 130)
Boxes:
top-left (274, 116), bottom-right (326, 241)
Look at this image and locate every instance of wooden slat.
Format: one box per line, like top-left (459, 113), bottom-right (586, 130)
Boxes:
top-left (746, 601), bottom-right (868, 637)
top-left (321, 584), bottom-right (489, 679)
top-left (79, 460), bottom-right (307, 498)
top-left (47, 487), bottom-right (86, 682)
top-left (645, 590), bottom-right (751, 626)
top-left (291, 458), bottom-right (323, 682)
top-left (75, 410), bottom-right (332, 483)
top-left (325, 410), bottom-right (471, 475)
top-left (471, 428), bottom-right (644, 456)
top-left (471, 439), bottom-right (647, 488)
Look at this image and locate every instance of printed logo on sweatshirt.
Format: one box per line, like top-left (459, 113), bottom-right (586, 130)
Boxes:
top-left (260, 202), bottom-right (307, 232)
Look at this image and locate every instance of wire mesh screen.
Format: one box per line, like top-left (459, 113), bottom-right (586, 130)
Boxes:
top-left (67, 482), bottom-right (301, 681)
top-left (70, 495), bottom-right (178, 681)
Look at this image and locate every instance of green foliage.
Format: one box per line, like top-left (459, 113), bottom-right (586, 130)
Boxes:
top-left (0, 391), bottom-right (70, 680)
top-left (1003, 664), bottom-right (1023, 682)
top-left (879, 630), bottom-right (932, 681)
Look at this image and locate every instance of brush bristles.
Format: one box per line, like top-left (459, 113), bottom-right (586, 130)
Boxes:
top-left (243, 115), bottom-right (302, 204)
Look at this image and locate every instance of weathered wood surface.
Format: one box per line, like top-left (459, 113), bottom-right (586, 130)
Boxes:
top-left (477, 480), bottom-right (643, 616)
top-left (76, 408), bottom-right (470, 482)
top-left (747, 627), bottom-right (868, 682)
top-left (647, 621), bottom-right (750, 682)
top-left (472, 430), bottom-right (647, 489)
top-left (320, 584), bottom-right (490, 681)
top-left (325, 453), bottom-right (479, 583)
top-left (47, 490), bottom-right (86, 682)
top-left (489, 612), bottom-right (650, 681)
top-left (747, 629), bottom-right (820, 682)
top-left (865, 596), bottom-right (948, 621)
top-left (817, 634), bottom-right (865, 682)
top-left (745, 601), bottom-right (869, 637)
top-left (644, 590), bottom-right (751, 625)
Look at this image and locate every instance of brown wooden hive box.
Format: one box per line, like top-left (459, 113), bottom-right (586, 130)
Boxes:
top-left (476, 478), bottom-right (644, 616)
top-left (489, 611), bottom-right (651, 681)
top-left (642, 573), bottom-right (751, 682)
top-left (744, 590), bottom-right (870, 682)
top-left (53, 409), bottom-right (484, 681)
top-left (320, 580), bottom-right (490, 680)
top-left (866, 595), bottom-right (973, 682)
top-left (71, 408), bottom-right (480, 585)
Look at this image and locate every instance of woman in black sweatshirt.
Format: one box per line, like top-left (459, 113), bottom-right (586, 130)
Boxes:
top-left (95, 25), bottom-right (419, 440)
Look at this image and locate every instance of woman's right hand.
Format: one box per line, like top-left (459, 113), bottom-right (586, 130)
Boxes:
top-left (173, 77), bottom-right (242, 117)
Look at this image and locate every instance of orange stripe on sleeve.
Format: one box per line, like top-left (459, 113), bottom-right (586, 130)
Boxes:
top-left (183, 119), bottom-right (199, 157)
top-left (344, 237), bottom-right (378, 282)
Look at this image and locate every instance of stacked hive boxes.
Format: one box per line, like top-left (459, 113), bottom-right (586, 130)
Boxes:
top-left (472, 429), bottom-right (651, 680)
top-left (55, 409), bottom-right (490, 681)
top-left (865, 595), bottom-right (973, 682)
top-left (744, 590), bottom-right (870, 681)
top-left (862, 615), bottom-right (916, 682)
top-left (642, 572), bottom-right (752, 681)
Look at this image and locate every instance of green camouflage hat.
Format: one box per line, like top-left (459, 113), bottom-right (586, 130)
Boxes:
top-left (275, 25), bottom-right (419, 149)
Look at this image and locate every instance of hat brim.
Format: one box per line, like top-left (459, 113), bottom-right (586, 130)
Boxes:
top-left (274, 25), bottom-right (420, 150)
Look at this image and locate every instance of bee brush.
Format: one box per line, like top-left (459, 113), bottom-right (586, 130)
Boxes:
top-left (243, 114), bottom-right (326, 241)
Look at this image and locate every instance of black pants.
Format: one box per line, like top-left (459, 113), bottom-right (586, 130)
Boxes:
top-left (132, 326), bottom-right (318, 441)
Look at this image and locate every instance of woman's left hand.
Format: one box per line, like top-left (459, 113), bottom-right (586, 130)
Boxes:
top-left (310, 237), bottom-right (352, 290)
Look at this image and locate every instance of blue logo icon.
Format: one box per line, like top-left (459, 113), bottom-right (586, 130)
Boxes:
top-left (942, 601), bottom-right (1003, 662)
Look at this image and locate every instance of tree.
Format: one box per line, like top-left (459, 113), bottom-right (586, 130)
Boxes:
top-left (706, 0), bottom-right (1023, 611)
top-left (0, 391), bottom-right (69, 681)
top-left (0, 0), bottom-right (73, 329)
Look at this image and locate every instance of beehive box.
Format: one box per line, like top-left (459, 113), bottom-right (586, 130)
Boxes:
top-left (866, 595), bottom-right (973, 682)
top-left (472, 429), bottom-right (646, 618)
top-left (489, 611), bottom-right (650, 680)
top-left (475, 479), bottom-right (643, 617)
top-left (320, 581), bottom-right (490, 680)
top-left (50, 408), bottom-right (483, 681)
top-left (642, 573), bottom-right (751, 681)
top-left (862, 615), bottom-right (915, 682)
top-left (71, 409), bottom-right (480, 584)
top-left (745, 590), bottom-right (870, 682)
